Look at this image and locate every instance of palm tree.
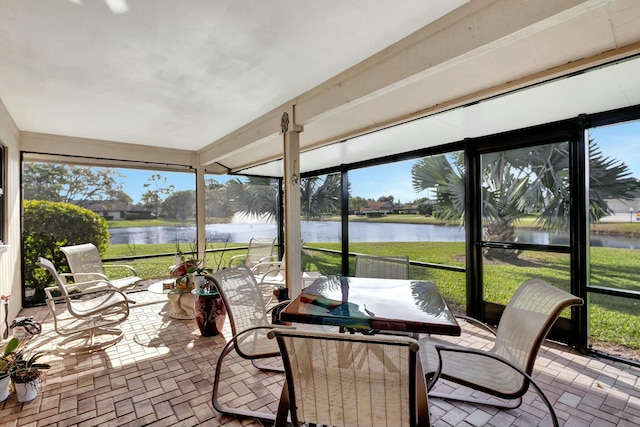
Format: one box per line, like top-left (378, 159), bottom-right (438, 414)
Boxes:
top-left (412, 141), bottom-right (636, 260)
top-left (231, 173), bottom-right (342, 221)
top-left (227, 177), bottom-right (278, 220)
top-left (299, 174), bottom-right (341, 220)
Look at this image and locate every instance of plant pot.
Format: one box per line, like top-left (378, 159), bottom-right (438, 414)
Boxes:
top-left (0, 375), bottom-right (10, 402)
top-left (194, 289), bottom-right (227, 337)
top-left (193, 275), bottom-right (207, 291)
top-left (14, 378), bottom-right (39, 402)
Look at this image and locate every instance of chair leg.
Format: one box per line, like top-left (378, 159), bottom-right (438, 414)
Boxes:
top-left (212, 337), bottom-right (279, 422)
top-left (428, 377), bottom-right (559, 427)
top-left (428, 391), bottom-right (523, 410)
top-left (251, 358), bottom-right (284, 372)
top-left (274, 379), bottom-right (290, 427)
top-left (56, 326), bottom-right (124, 354)
top-left (415, 356), bottom-right (431, 427)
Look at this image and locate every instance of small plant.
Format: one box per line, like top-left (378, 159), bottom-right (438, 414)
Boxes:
top-left (171, 241), bottom-right (213, 291)
top-left (3, 337), bottom-right (50, 384)
top-left (0, 349), bottom-right (10, 381)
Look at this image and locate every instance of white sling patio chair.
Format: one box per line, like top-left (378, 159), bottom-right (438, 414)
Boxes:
top-left (227, 237), bottom-right (276, 274)
top-left (61, 243), bottom-right (141, 292)
top-left (39, 257), bottom-right (130, 354)
top-left (268, 328), bottom-right (430, 427)
top-left (210, 266), bottom-right (329, 422)
top-left (355, 254), bottom-right (410, 279)
top-left (209, 266), bottom-right (292, 422)
top-left (251, 255), bottom-right (323, 306)
top-left (420, 278), bottom-right (583, 427)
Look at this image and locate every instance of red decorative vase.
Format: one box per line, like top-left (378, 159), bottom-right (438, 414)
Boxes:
top-left (194, 288), bottom-right (226, 337)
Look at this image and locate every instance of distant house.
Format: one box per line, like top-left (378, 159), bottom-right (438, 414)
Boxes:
top-left (79, 201), bottom-right (154, 220)
top-left (393, 204), bottom-right (419, 214)
top-left (602, 190), bottom-right (640, 222)
top-left (361, 201), bottom-right (394, 216)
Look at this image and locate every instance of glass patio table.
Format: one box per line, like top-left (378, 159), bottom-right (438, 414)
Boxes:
top-left (280, 275), bottom-right (461, 336)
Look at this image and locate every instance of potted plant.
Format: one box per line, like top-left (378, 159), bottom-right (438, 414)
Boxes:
top-left (4, 337), bottom-right (51, 402)
top-left (0, 337), bottom-right (15, 402)
top-left (171, 242), bottom-right (213, 291)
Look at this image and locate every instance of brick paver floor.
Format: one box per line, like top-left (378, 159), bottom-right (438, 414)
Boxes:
top-left (1, 288), bottom-right (639, 426)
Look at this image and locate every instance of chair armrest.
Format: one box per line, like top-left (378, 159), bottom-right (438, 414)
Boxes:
top-left (253, 260), bottom-right (283, 273)
top-left (103, 264), bottom-right (138, 276)
top-left (455, 314), bottom-right (497, 336)
top-left (227, 254), bottom-right (247, 268)
top-left (45, 284), bottom-right (82, 297)
top-left (44, 285), bottom-right (127, 301)
top-left (63, 271), bottom-right (111, 282)
top-left (266, 300), bottom-right (290, 315)
top-left (434, 344), bottom-right (517, 373)
top-left (60, 274), bottom-right (114, 292)
top-left (427, 342), bottom-right (514, 391)
top-left (254, 255), bottom-right (277, 265)
top-left (229, 324), bottom-right (295, 359)
top-left (259, 271), bottom-right (283, 288)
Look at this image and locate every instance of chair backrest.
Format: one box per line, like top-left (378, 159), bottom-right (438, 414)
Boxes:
top-left (61, 243), bottom-right (106, 282)
top-left (355, 254), bottom-right (410, 280)
top-left (208, 266), bottom-right (275, 358)
top-left (38, 257), bottom-right (71, 299)
top-left (269, 329), bottom-right (427, 427)
top-left (245, 237), bottom-right (276, 273)
top-left (493, 278), bottom-right (584, 375)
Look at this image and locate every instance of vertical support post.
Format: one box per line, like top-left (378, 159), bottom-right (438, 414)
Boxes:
top-left (196, 168), bottom-right (207, 265)
top-left (465, 141), bottom-right (483, 319)
top-left (572, 114), bottom-right (589, 353)
top-left (282, 111), bottom-right (304, 297)
top-left (277, 178), bottom-right (285, 261)
top-left (340, 169), bottom-right (350, 276)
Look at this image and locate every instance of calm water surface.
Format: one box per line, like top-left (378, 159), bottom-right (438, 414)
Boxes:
top-left (108, 221), bottom-right (640, 249)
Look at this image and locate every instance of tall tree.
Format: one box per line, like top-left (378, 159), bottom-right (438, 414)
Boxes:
top-left (349, 196), bottom-right (371, 213)
top-left (142, 174), bottom-right (175, 217)
top-left (162, 190), bottom-right (195, 220)
top-left (205, 178), bottom-right (231, 218)
top-left (23, 162), bottom-right (126, 206)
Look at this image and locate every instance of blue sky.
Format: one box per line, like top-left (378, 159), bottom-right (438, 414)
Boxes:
top-left (589, 121), bottom-right (640, 178)
top-left (120, 161), bottom-right (421, 205)
top-left (120, 120), bottom-right (640, 205)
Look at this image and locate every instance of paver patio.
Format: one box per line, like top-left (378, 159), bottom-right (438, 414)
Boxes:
top-left (1, 287), bottom-right (639, 427)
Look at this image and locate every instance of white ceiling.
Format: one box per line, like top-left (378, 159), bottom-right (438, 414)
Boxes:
top-left (0, 0), bottom-right (467, 150)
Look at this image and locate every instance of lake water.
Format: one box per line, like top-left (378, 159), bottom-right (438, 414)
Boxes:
top-left (108, 221), bottom-right (640, 249)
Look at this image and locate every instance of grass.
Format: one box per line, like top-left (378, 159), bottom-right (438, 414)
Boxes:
top-left (102, 242), bottom-right (246, 279)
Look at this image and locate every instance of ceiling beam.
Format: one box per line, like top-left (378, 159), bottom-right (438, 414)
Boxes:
top-left (19, 131), bottom-right (229, 172)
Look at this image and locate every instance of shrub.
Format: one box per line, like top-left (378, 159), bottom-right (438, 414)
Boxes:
top-left (23, 200), bottom-right (109, 304)
top-left (417, 203), bottom-right (434, 216)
